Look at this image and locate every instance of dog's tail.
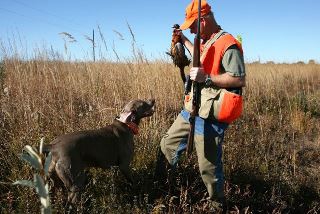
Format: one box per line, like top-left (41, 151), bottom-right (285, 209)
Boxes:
top-left (41, 144), bottom-right (52, 155)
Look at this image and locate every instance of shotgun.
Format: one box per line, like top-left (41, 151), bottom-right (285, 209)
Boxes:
top-left (186, 0), bottom-right (201, 157)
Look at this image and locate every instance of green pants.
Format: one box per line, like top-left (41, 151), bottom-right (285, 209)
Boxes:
top-left (160, 110), bottom-right (227, 200)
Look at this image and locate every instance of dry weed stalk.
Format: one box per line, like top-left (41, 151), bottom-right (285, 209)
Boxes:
top-left (0, 56), bottom-right (319, 213)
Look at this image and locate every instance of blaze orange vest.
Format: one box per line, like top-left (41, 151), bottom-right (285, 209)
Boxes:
top-left (199, 32), bottom-right (244, 124)
top-left (201, 33), bottom-right (243, 76)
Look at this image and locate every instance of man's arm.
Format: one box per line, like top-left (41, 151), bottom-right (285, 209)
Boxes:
top-left (180, 33), bottom-right (194, 56)
top-left (189, 46), bottom-right (246, 88)
top-left (218, 45), bottom-right (246, 88)
top-left (189, 67), bottom-right (245, 88)
top-left (211, 73), bottom-right (245, 88)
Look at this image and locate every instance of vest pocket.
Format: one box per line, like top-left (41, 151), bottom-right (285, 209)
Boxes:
top-left (217, 90), bottom-right (243, 123)
top-left (199, 88), bottom-right (220, 119)
top-left (184, 87), bottom-right (243, 124)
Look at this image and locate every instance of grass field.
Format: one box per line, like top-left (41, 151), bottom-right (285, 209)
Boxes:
top-left (0, 56), bottom-right (319, 213)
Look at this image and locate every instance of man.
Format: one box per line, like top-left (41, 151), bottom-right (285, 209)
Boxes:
top-left (157, 0), bottom-right (245, 206)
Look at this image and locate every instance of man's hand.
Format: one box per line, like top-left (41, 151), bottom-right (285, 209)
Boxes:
top-left (172, 28), bottom-right (194, 55)
top-left (189, 67), bottom-right (207, 82)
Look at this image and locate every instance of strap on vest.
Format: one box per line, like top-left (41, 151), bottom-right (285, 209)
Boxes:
top-left (201, 30), bottom-right (227, 58)
top-left (226, 87), bottom-right (242, 96)
top-left (201, 30), bottom-right (243, 96)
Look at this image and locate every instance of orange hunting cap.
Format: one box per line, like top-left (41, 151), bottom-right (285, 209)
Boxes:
top-left (180, 0), bottom-right (211, 30)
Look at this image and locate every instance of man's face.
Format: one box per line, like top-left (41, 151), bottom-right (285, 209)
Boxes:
top-left (189, 20), bottom-right (198, 34)
top-left (189, 18), bottom-right (205, 39)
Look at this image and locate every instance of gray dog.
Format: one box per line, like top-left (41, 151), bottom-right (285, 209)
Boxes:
top-left (43, 99), bottom-right (155, 203)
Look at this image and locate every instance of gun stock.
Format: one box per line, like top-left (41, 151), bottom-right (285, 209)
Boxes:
top-left (186, 0), bottom-right (201, 157)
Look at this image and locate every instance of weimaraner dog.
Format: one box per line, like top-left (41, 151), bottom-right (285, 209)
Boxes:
top-left (43, 99), bottom-right (155, 203)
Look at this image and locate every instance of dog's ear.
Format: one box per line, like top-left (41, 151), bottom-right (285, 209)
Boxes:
top-left (119, 110), bottom-right (137, 123)
top-left (119, 111), bottom-right (132, 122)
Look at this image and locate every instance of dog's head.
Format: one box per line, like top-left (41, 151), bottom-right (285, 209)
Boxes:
top-left (119, 99), bottom-right (155, 125)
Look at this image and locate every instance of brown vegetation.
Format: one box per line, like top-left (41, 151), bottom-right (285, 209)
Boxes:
top-left (0, 58), bottom-right (319, 213)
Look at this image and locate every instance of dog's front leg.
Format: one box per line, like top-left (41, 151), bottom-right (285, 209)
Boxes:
top-left (119, 163), bottom-right (134, 185)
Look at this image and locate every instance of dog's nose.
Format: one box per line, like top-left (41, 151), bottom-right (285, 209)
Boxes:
top-left (148, 98), bottom-right (155, 106)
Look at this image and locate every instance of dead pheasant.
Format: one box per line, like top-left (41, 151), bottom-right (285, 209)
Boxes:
top-left (166, 24), bottom-right (191, 84)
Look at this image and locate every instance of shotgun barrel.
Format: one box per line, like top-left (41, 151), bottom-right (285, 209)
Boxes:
top-left (186, 0), bottom-right (201, 157)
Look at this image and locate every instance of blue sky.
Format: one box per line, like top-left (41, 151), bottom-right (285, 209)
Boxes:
top-left (0, 0), bottom-right (319, 63)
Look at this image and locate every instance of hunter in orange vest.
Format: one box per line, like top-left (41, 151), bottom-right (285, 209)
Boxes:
top-left (156, 0), bottom-right (246, 211)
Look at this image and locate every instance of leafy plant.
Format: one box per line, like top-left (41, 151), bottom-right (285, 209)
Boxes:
top-left (13, 138), bottom-right (52, 214)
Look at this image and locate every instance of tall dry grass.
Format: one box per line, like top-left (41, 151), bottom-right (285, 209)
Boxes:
top-left (0, 54), bottom-right (319, 212)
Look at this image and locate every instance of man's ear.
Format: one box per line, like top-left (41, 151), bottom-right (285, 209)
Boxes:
top-left (200, 17), bottom-right (206, 26)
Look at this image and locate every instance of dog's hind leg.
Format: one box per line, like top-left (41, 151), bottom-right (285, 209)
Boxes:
top-left (46, 160), bottom-right (64, 202)
top-left (47, 160), bottom-right (63, 188)
top-left (55, 158), bottom-right (87, 204)
top-left (47, 160), bottom-right (56, 176)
